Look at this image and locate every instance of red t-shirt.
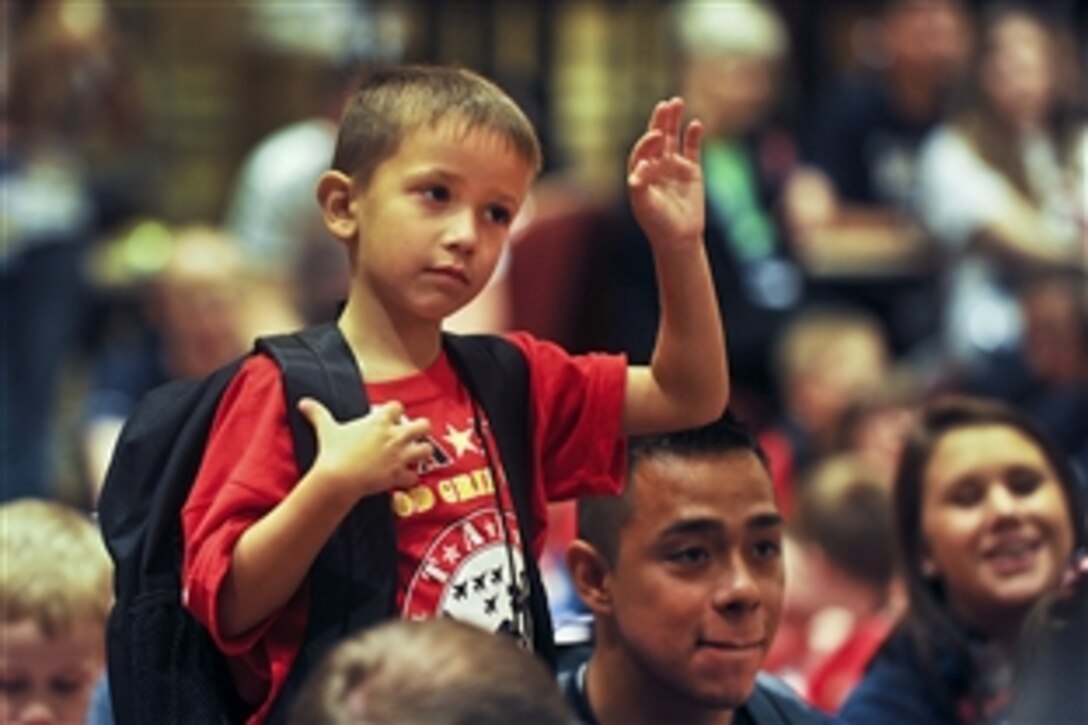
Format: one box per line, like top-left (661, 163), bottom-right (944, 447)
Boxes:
top-left (181, 332), bottom-right (626, 723)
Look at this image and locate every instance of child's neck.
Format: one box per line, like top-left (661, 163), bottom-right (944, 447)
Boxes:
top-left (337, 298), bottom-right (443, 381)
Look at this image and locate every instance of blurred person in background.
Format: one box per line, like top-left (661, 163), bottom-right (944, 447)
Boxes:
top-left (0, 498), bottom-right (113, 724)
top-left (783, 0), bottom-right (973, 359)
top-left (586, 0), bottom-right (804, 426)
top-left (913, 3), bottom-right (1087, 367)
top-left (839, 395), bottom-right (1084, 724)
top-left (1, 0), bottom-right (146, 501)
top-left (765, 455), bottom-right (903, 715)
top-left (80, 224), bottom-right (296, 500)
top-left (758, 305), bottom-right (893, 518)
top-left (288, 618), bottom-right (574, 725)
top-left (959, 269), bottom-right (1088, 482)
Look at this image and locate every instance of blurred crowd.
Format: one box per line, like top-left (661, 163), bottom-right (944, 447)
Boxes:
top-left (2, 0), bottom-right (1084, 722)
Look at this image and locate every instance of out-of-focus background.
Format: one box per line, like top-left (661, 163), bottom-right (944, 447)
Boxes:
top-left (2, 0), bottom-right (1085, 711)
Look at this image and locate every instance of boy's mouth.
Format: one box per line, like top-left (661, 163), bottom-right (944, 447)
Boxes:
top-left (426, 265), bottom-right (470, 285)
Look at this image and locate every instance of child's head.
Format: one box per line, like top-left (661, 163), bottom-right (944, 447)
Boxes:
top-left (0, 498), bottom-right (113, 724)
top-left (331, 64), bottom-right (542, 189)
top-left (319, 65), bottom-right (542, 325)
top-left (774, 306), bottom-right (891, 439)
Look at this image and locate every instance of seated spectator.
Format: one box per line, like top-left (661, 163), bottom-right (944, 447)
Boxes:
top-left (765, 455), bottom-right (903, 714)
top-left (960, 269), bottom-right (1088, 478)
top-left (839, 395), bottom-right (1085, 724)
top-left (0, 498), bottom-right (113, 724)
top-left (913, 4), bottom-right (1086, 364)
top-left (287, 618), bottom-right (574, 725)
top-left (562, 412), bottom-right (827, 724)
top-left (783, 0), bottom-right (973, 356)
top-left (759, 305), bottom-right (892, 516)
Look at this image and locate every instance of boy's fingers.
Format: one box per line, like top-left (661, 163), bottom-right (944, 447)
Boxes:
top-left (297, 397), bottom-right (333, 432)
top-left (373, 401), bottom-right (405, 422)
top-left (628, 130), bottom-right (663, 174)
top-left (682, 119), bottom-right (704, 162)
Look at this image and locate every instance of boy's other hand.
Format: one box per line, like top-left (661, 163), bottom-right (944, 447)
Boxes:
top-left (298, 398), bottom-right (432, 502)
top-left (628, 97), bottom-right (705, 252)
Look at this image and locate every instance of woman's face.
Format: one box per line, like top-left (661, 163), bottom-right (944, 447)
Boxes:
top-left (980, 15), bottom-right (1055, 130)
top-left (919, 424), bottom-right (1074, 636)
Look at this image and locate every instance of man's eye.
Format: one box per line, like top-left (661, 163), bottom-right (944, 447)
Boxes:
top-left (669, 547), bottom-right (710, 565)
top-left (752, 539), bottom-right (781, 560)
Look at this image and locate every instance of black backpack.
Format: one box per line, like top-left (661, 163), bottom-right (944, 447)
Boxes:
top-left (98, 322), bottom-right (553, 724)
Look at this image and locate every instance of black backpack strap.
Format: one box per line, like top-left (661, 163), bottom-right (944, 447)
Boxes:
top-left (443, 333), bottom-right (556, 668)
top-left (258, 323), bottom-right (397, 724)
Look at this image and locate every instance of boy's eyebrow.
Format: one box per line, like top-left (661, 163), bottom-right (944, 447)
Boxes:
top-left (659, 518), bottom-right (724, 538)
top-left (407, 168), bottom-right (523, 208)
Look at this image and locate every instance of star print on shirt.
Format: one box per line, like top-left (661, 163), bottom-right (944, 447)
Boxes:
top-left (444, 422), bottom-right (480, 458)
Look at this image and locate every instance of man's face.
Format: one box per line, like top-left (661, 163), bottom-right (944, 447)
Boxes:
top-left (606, 449), bottom-right (785, 710)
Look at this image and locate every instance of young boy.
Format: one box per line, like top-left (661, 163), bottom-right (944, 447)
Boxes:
top-left (0, 498), bottom-right (113, 724)
top-left (181, 64), bottom-right (728, 722)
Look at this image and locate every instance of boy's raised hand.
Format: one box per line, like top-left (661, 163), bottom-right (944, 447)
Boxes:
top-left (297, 398), bottom-right (432, 502)
top-left (627, 97), bottom-right (705, 252)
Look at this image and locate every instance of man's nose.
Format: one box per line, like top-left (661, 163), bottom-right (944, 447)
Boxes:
top-left (711, 557), bottom-right (762, 615)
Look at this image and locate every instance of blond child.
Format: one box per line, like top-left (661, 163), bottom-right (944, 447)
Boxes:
top-left (181, 64), bottom-right (728, 722)
top-left (0, 499), bottom-right (113, 724)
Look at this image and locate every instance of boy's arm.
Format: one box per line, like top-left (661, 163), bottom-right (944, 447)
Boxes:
top-left (622, 97), bottom-right (729, 435)
top-left (218, 400), bottom-right (431, 637)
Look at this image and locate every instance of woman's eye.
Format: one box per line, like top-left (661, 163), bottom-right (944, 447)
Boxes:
top-left (949, 482), bottom-right (983, 507)
top-left (1008, 468), bottom-right (1042, 495)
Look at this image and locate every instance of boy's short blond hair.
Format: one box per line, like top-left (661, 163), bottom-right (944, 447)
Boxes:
top-left (0, 498), bottom-right (112, 638)
top-left (331, 64), bottom-right (542, 188)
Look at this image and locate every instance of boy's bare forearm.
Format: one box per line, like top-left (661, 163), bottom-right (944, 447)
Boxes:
top-left (624, 242), bottom-right (729, 435)
top-left (217, 470), bottom-right (355, 638)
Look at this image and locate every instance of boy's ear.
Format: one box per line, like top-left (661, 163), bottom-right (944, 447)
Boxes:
top-left (567, 540), bottom-right (614, 615)
top-left (316, 170), bottom-right (358, 242)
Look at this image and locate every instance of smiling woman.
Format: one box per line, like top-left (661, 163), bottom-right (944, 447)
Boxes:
top-left (839, 394), bottom-right (1085, 725)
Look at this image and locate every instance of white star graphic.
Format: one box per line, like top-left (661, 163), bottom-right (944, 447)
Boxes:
top-left (444, 422), bottom-right (479, 457)
top-left (442, 544), bottom-right (461, 564)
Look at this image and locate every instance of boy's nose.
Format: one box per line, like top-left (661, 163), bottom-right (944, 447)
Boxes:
top-left (442, 208), bottom-right (479, 250)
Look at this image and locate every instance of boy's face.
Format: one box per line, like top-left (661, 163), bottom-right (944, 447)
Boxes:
top-left (346, 121), bottom-right (535, 326)
top-left (604, 449), bottom-right (785, 710)
top-left (0, 619), bottom-right (104, 724)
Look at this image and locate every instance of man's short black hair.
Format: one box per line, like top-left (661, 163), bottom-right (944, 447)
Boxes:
top-left (577, 410), bottom-right (768, 564)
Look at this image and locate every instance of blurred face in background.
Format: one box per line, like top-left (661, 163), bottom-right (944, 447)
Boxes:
top-left (885, 0), bottom-right (972, 82)
top-left (685, 54), bottom-right (779, 139)
top-left (980, 13), bottom-right (1055, 131)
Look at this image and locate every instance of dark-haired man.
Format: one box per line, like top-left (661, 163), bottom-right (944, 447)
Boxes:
top-left (561, 413), bottom-right (826, 724)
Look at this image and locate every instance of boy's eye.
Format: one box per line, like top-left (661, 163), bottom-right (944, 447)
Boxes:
top-left (50, 677), bottom-right (85, 696)
top-left (0, 677), bottom-right (29, 695)
top-left (485, 205), bottom-right (513, 226)
top-left (421, 185), bottom-right (451, 202)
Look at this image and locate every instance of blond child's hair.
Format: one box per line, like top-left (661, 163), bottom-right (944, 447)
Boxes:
top-left (331, 64), bottom-right (543, 189)
top-left (0, 498), bottom-right (113, 638)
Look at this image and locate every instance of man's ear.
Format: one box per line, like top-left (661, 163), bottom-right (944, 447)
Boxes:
top-left (567, 540), bottom-right (614, 615)
top-left (316, 170), bottom-right (358, 242)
